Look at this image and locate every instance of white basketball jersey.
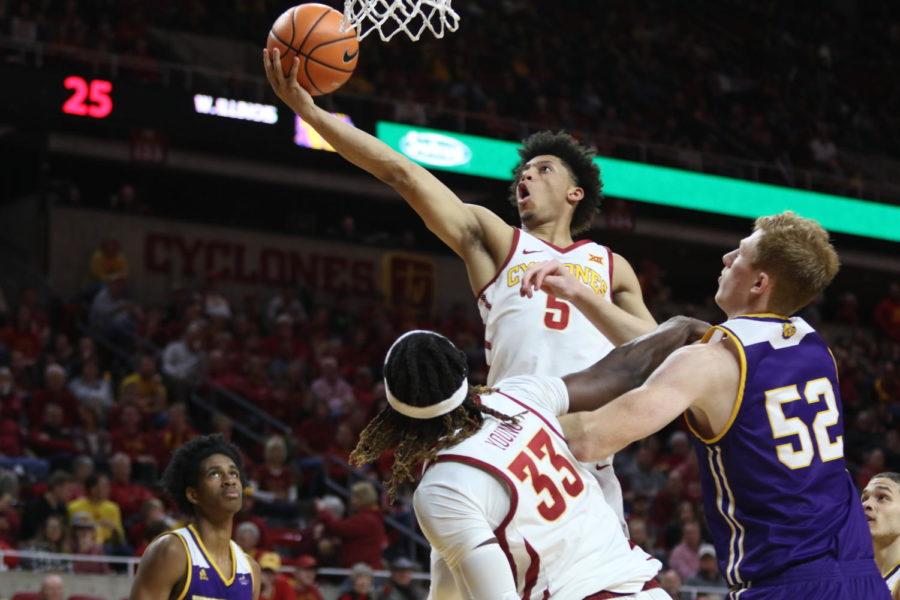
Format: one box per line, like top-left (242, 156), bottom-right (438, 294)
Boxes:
top-left (477, 228), bottom-right (626, 532)
top-left (433, 377), bottom-right (661, 599)
top-left (886, 563), bottom-right (900, 597)
top-left (478, 228), bottom-right (616, 386)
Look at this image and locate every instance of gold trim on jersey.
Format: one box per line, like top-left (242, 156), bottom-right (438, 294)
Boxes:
top-left (171, 531), bottom-right (193, 600)
top-left (883, 559), bottom-right (900, 581)
top-left (188, 524), bottom-right (236, 586)
top-left (687, 325), bottom-right (747, 444)
top-left (737, 313), bottom-right (791, 320)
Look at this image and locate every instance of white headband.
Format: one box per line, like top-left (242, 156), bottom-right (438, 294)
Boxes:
top-left (383, 330), bottom-right (469, 420)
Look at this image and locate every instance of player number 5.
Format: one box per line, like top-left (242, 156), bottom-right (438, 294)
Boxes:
top-left (544, 295), bottom-right (570, 330)
top-left (764, 377), bottom-right (843, 470)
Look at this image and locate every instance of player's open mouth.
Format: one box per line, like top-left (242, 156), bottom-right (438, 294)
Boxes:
top-left (517, 182), bottom-right (530, 203)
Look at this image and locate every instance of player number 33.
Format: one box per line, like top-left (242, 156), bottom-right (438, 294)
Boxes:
top-left (764, 377), bottom-right (843, 470)
top-left (507, 429), bottom-right (584, 521)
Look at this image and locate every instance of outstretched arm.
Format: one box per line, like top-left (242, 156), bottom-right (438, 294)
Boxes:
top-left (521, 259), bottom-right (655, 346)
top-left (565, 341), bottom-right (735, 462)
top-left (561, 316), bottom-right (708, 413)
top-left (263, 50), bottom-right (511, 291)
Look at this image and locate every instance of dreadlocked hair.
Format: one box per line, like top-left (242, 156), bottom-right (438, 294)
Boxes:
top-left (349, 332), bottom-right (516, 502)
top-left (161, 433), bottom-right (247, 516)
top-left (508, 130), bottom-right (603, 236)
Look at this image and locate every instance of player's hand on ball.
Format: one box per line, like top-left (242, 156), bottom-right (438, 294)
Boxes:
top-left (520, 260), bottom-right (580, 301)
top-left (263, 48), bottom-right (314, 116)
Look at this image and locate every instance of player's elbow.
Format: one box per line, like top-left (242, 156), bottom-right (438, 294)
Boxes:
top-left (380, 157), bottom-right (418, 192)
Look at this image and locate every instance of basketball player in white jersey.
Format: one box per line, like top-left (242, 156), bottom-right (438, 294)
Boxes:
top-left (264, 48), bottom-right (655, 530)
top-left (350, 321), bottom-right (702, 599)
top-left (130, 434), bottom-right (260, 600)
top-left (863, 472), bottom-right (900, 599)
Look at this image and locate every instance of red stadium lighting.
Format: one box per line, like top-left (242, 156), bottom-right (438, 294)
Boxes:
top-left (62, 76), bottom-right (113, 119)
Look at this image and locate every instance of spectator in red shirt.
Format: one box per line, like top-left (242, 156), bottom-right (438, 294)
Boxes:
top-left (311, 357), bottom-right (354, 418)
top-left (259, 552), bottom-right (297, 600)
top-left (263, 313), bottom-right (310, 363)
top-left (70, 512), bottom-right (111, 574)
top-left (316, 481), bottom-right (386, 569)
top-left (324, 422), bottom-right (357, 483)
top-left (28, 402), bottom-right (78, 458)
top-left (128, 497), bottom-right (174, 549)
top-left (156, 402), bottom-right (198, 466)
top-left (0, 305), bottom-right (43, 364)
top-left (874, 282), bottom-right (900, 341)
top-left (72, 403), bottom-right (112, 464)
top-left (293, 554), bottom-right (324, 600)
top-left (0, 366), bottom-right (25, 422)
top-left (30, 363), bottom-right (79, 425)
top-left (110, 403), bottom-right (157, 466)
top-left (108, 452), bottom-right (154, 519)
top-left (253, 435), bottom-right (298, 502)
top-left (295, 401), bottom-right (335, 456)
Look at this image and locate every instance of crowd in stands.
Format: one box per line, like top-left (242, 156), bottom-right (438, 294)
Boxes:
top-left (2, 0), bottom-right (900, 194)
top-left (0, 222), bottom-right (897, 599)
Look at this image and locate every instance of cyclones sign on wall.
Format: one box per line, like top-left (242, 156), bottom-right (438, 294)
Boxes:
top-left (48, 207), bottom-right (470, 312)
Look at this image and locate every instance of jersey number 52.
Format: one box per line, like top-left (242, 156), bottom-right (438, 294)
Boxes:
top-left (507, 429), bottom-right (584, 521)
top-left (764, 377), bottom-right (843, 470)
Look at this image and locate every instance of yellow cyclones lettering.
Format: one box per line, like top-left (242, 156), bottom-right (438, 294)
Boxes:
top-left (506, 262), bottom-right (609, 296)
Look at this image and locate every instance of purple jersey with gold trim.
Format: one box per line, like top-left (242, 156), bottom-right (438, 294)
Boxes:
top-left (687, 315), bottom-right (874, 588)
top-left (169, 525), bottom-right (254, 600)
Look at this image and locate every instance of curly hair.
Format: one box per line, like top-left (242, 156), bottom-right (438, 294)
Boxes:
top-left (350, 332), bottom-right (515, 501)
top-left (160, 433), bottom-right (247, 516)
top-left (508, 131), bottom-right (603, 236)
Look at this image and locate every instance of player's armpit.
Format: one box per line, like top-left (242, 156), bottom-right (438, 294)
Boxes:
top-left (129, 534), bottom-right (188, 600)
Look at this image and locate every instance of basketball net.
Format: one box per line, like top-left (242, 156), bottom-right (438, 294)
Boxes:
top-left (342, 0), bottom-right (460, 42)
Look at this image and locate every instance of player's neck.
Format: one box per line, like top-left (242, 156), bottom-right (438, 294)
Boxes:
top-left (192, 517), bottom-right (234, 557)
top-left (874, 534), bottom-right (900, 575)
top-left (523, 221), bottom-right (574, 248)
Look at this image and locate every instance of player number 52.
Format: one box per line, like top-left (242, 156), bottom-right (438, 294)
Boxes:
top-left (764, 377), bottom-right (843, 470)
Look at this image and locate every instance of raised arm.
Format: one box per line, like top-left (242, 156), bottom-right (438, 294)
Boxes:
top-left (129, 534), bottom-right (187, 600)
top-left (565, 340), bottom-right (738, 462)
top-left (521, 259), bottom-right (655, 346)
top-left (263, 50), bottom-right (511, 292)
top-left (561, 316), bottom-right (708, 413)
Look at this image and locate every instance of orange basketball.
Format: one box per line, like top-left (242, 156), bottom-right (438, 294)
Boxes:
top-left (266, 3), bottom-right (359, 96)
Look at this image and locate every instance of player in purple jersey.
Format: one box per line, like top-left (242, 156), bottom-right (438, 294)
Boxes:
top-left (550, 212), bottom-right (888, 599)
top-left (863, 472), bottom-right (900, 599)
top-left (131, 434), bottom-right (261, 600)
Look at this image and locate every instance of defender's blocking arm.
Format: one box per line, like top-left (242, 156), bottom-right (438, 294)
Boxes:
top-left (562, 316), bottom-right (707, 413)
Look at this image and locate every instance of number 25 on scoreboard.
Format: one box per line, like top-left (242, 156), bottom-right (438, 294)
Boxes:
top-left (62, 76), bottom-right (113, 119)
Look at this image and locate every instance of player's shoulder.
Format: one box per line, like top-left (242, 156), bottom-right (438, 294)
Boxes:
top-left (139, 530), bottom-right (189, 571)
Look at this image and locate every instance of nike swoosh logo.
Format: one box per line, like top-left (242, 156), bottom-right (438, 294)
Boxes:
top-left (523, 249), bottom-right (542, 254)
top-left (343, 48), bottom-right (359, 63)
top-left (595, 464), bottom-right (609, 471)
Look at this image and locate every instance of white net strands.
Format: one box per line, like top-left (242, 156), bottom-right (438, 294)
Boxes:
top-left (342, 0), bottom-right (460, 42)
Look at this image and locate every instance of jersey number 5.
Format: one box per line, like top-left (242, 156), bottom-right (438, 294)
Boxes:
top-left (544, 295), bottom-right (570, 330)
top-left (764, 377), bottom-right (843, 470)
top-left (507, 429), bottom-right (584, 521)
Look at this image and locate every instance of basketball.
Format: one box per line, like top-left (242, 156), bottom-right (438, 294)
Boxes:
top-left (266, 3), bottom-right (359, 96)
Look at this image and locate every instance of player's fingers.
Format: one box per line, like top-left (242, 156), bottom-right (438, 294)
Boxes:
top-left (289, 56), bottom-right (301, 85)
top-left (262, 49), bottom-right (276, 85)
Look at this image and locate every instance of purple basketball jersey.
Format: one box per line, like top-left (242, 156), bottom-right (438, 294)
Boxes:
top-left (687, 315), bottom-right (874, 588)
